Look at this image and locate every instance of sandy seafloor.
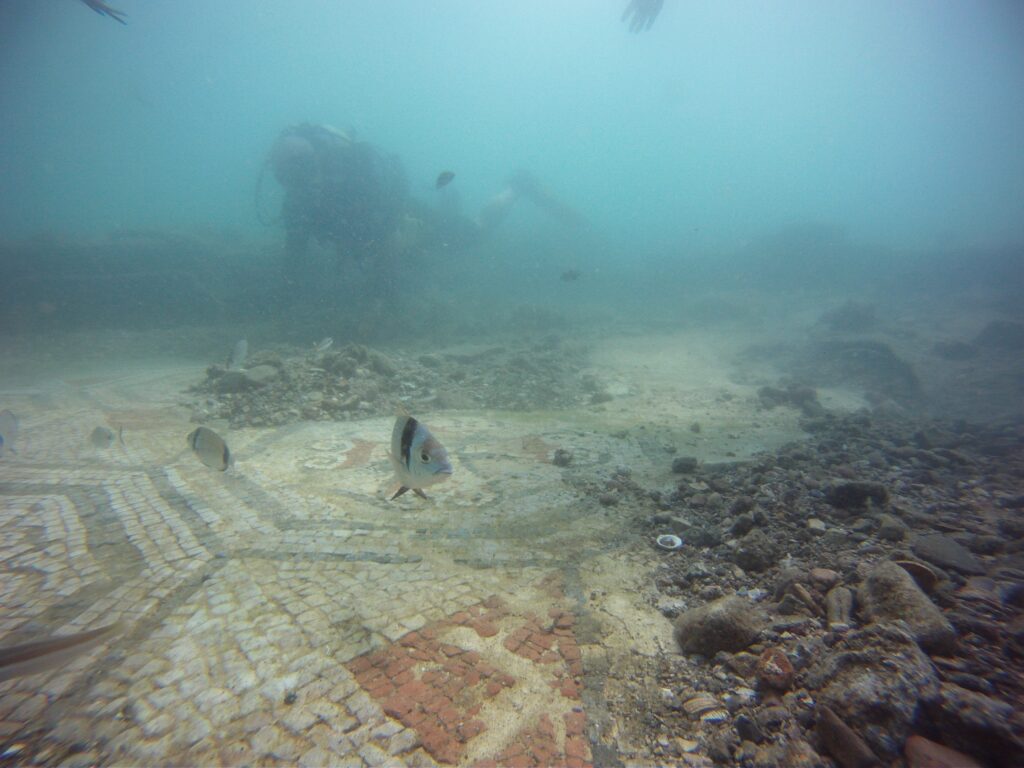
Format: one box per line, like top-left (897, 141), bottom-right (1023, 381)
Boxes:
top-left (0, 309), bottom-right (1015, 767)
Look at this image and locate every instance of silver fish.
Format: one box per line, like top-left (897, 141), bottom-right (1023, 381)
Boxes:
top-left (187, 426), bottom-right (232, 471)
top-left (314, 337), bottom-right (334, 354)
top-left (388, 413), bottom-right (452, 500)
top-left (0, 409), bottom-right (19, 457)
top-left (227, 339), bottom-right (248, 370)
top-left (0, 621), bottom-right (123, 682)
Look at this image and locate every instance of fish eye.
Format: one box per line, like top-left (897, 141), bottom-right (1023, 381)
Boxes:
top-left (420, 450), bottom-right (430, 462)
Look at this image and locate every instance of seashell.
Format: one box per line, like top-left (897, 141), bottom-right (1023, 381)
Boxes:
top-left (656, 534), bottom-right (684, 551)
top-left (700, 708), bottom-right (729, 724)
top-left (894, 559), bottom-right (938, 593)
top-left (683, 694), bottom-right (721, 717)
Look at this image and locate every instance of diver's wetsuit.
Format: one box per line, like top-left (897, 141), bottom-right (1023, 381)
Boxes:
top-left (271, 124), bottom-right (407, 285)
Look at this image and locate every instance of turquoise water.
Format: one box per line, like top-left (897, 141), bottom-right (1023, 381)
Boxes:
top-left (2, 1), bottom-right (1022, 253)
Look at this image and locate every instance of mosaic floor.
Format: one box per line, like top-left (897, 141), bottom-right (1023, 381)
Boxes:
top-left (0, 334), bottom-right (807, 766)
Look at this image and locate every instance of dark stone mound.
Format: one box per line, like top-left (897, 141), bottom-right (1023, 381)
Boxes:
top-left (806, 339), bottom-right (921, 403)
top-left (826, 481), bottom-right (889, 510)
top-left (817, 301), bottom-right (877, 333)
top-left (973, 320), bottom-right (1024, 350)
top-left (931, 340), bottom-right (978, 360)
top-left (757, 383), bottom-right (825, 417)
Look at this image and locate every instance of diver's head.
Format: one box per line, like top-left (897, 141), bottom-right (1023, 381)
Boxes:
top-left (270, 133), bottom-right (317, 189)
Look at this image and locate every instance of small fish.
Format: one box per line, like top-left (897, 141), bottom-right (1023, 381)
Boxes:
top-left (0, 621), bottom-right (124, 682)
top-left (227, 339), bottom-right (248, 370)
top-left (388, 413), bottom-right (452, 500)
top-left (560, 269), bottom-right (582, 282)
top-left (314, 337), bottom-right (334, 354)
top-left (435, 171), bottom-right (455, 189)
top-left (187, 426), bottom-right (232, 471)
top-left (0, 409), bottom-right (19, 456)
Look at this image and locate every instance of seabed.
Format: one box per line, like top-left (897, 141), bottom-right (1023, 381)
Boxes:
top-left (0, 331), bottom-right (816, 766)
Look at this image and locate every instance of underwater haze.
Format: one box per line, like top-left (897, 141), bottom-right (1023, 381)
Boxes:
top-left (1, 0), bottom-right (1023, 250)
top-left (2, 4), bottom-right (1024, 768)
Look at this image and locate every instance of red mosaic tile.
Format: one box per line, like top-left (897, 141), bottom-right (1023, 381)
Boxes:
top-left (564, 710), bottom-right (586, 736)
top-left (346, 595), bottom-right (588, 765)
top-left (472, 620), bottom-right (499, 637)
top-left (348, 655), bottom-right (373, 674)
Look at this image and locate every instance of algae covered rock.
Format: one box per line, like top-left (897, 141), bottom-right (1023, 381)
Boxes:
top-left (805, 623), bottom-right (941, 760)
top-left (673, 595), bottom-right (766, 657)
top-left (858, 560), bottom-right (956, 654)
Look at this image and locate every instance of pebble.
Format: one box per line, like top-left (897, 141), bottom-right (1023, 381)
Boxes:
top-left (904, 735), bottom-right (984, 768)
top-left (875, 514), bottom-right (907, 541)
top-left (825, 585), bottom-right (854, 630)
top-left (911, 534), bottom-right (985, 576)
top-left (816, 705), bottom-right (881, 768)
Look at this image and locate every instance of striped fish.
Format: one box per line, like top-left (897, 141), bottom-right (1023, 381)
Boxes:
top-left (187, 426), bottom-right (232, 471)
top-left (388, 414), bottom-right (452, 500)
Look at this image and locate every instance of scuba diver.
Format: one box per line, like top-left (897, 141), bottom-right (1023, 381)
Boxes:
top-left (262, 122), bottom-right (583, 296)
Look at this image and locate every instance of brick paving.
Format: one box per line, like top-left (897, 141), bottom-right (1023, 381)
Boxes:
top-left (0, 366), bottom-right (615, 766)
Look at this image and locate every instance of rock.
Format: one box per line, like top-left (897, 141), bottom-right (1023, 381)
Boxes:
top-left (245, 364), bottom-right (279, 386)
top-left (904, 735), bottom-right (984, 768)
top-left (825, 586), bottom-right (854, 630)
top-left (733, 529), bottom-right (778, 572)
top-left (729, 496), bottom-right (755, 515)
top-left (757, 383), bottom-right (824, 416)
top-left (805, 624), bottom-right (941, 760)
top-left (774, 568), bottom-right (807, 600)
top-left (730, 513), bottom-right (755, 536)
top-left (807, 518), bottom-right (827, 533)
top-left (673, 595), bottom-right (766, 657)
top-left (816, 704), bottom-right (881, 768)
top-left (215, 370), bottom-right (249, 393)
top-left (671, 456), bottom-right (699, 473)
top-left (551, 448), bottom-right (573, 467)
top-left (924, 684), bottom-right (1024, 768)
top-left (826, 481), bottom-right (889, 510)
top-left (911, 534), bottom-right (985, 576)
top-left (858, 561), bottom-right (957, 654)
top-left (810, 568), bottom-right (841, 590)
top-left (734, 713), bottom-right (764, 744)
top-left (894, 560), bottom-right (939, 593)
top-left (778, 593), bottom-right (814, 616)
top-left (756, 648), bottom-right (795, 692)
top-left (876, 514), bottom-right (907, 542)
